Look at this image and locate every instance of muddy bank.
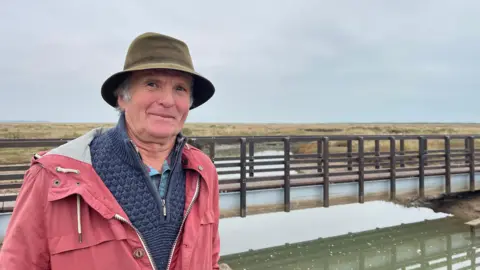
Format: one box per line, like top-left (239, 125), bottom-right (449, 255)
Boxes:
top-left (396, 191), bottom-right (480, 222)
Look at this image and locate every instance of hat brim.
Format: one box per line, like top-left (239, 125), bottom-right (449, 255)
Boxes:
top-left (101, 63), bottom-right (215, 110)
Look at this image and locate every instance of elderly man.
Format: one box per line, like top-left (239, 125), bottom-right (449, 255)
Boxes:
top-left (0, 32), bottom-right (220, 270)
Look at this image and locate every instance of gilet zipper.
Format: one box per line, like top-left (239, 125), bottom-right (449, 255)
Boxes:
top-left (129, 138), bottom-right (186, 219)
top-left (161, 138), bottom-right (186, 218)
top-left (128, 140), bottom-right (165, 211)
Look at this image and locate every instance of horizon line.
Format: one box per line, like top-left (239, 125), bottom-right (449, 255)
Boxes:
top-left (1, 120), bottom-right (480, 125)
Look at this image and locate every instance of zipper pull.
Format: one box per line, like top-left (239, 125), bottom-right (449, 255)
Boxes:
top-left (162, 199), bottom-right (167, 216)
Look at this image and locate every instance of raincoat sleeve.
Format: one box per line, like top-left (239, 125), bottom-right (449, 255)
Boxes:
top-left (212, 170), bottom-right (221, 270)
top-left (0, 164), bottom-right (50, 270)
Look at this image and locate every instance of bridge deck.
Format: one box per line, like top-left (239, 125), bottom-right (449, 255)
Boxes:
top-left (1, 166), bottom-right (477, 213)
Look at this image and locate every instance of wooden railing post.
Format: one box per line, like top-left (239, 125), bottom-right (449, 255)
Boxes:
top-left (400, 139), bottom-right (405, 168)
top-left (322, 137), bottom-right (330, 207)
top-left (248, 141), bottom-right (254, 177)
top-left (465, 138), bottom-right (470, 165)
top-left (419, 136), bottom-right (426, 198)
top-left (445, 136), bottom-right (451, 195)
top-left (317, 139), bottom-right (323, 173)
top-left (424, 138), bottom-right (429, 166)
top-left (209, 141), bottom-right (215, 161)
top-left (375, 140), bottom-right (380, 169)
top-left (240, 138), bottom-right (247, 217)
top-left (358, 137), bottom-right (365, 203)
top-left (469, 136), bottom-right (475, 192)
top-left (389, 136), bottom-right (396, 201)
top-left (347, 140), bottom-right (353, 171)
top-left (283, 137), bottom-right (291, 212)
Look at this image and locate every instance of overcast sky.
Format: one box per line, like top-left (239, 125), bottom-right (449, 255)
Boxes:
top-left (1, 1), bottom-right (479, 123)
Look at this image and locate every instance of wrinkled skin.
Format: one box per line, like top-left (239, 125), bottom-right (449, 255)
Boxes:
top-left (117, 68), bottom-right (193, 169)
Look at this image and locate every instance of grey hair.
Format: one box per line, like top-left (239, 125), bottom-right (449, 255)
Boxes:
top-left (113, 73), bottom-right (195, 112)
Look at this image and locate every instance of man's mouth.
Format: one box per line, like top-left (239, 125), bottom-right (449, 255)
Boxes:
top-left (150, 113), bottom-right (175, 119)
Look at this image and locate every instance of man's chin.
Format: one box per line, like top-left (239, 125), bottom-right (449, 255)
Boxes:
top-left (147, 127), bottom-right (178, 139)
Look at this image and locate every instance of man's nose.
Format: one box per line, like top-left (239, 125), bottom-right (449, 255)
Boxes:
top-left (155, 87), bottom-right (175, 107)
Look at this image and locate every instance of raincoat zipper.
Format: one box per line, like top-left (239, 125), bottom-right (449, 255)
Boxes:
top-left (114, 214), bottom-right (158, 270)
top-left (166, 175), bottom-right (201, 270)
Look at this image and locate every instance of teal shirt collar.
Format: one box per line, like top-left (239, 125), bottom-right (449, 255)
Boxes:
top-left (148, 158), bottom-right (170, 176)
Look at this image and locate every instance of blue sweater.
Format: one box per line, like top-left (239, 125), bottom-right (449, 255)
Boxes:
top-left (89, 114), bottom-right (186, 269)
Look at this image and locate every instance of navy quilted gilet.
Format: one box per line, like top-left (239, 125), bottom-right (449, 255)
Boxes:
top-left (89, 114), bottom-right (186, 269)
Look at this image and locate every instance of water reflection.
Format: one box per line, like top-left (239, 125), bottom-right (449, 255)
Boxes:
top-left (220, 217), bottom-right (480, 269)
top-left (219, 201), bottom-right (450, 256)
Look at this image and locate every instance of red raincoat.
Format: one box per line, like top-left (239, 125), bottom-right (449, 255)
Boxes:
top-left (0, 128), bottom-right (220, 270)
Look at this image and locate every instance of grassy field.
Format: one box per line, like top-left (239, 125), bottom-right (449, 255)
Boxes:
top-left (0, 122), bottom-right (480, 164)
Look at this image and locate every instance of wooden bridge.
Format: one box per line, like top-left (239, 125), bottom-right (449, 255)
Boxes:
top-left (0, 134), bottom-right (479, 219)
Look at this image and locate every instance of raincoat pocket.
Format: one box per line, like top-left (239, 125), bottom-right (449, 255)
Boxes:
top-left (48, 224), bottom-right (129, 255)
top-left (48, 219), bottom-right (139, 270)
top-left (200, 210), bottom-right (215, 225)
top-left (48, 223), bottom-right (143, 270)
top-left (194, 210), bottom-right (216, 268)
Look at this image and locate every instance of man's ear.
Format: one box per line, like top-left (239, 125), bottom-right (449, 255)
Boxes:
top-left (117, 96), bottom-right (126, 110)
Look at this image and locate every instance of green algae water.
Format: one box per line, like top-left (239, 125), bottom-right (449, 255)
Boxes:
top-left (220, 217), bottom-right (479, 270)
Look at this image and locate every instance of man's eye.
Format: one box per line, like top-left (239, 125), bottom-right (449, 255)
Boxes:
top-left (147, 82), bottom-right (157, 88)
top-left (176, 86), bottom-right (186, 91)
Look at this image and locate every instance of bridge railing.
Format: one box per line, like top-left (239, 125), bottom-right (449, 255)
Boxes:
top-left (0, 134), bottom-right (479, 216)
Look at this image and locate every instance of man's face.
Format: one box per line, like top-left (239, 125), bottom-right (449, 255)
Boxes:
top-left (118, 69), bottom-right (193, 141)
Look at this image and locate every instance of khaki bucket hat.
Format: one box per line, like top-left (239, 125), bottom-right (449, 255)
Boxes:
top-left (101, 32), bottom-right (215, 110)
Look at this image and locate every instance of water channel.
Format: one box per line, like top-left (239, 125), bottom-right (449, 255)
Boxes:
top-left (212, 149), bottom-right (480, 269)
top-left (218, 202), bottom-right (479, 269)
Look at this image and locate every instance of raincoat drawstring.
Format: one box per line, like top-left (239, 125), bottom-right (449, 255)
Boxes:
top-left (55, 166), bottom-right (82, 243)
top-left (56, 167), bottom-right (80, 174)
top-left (77, 194), bottom-right (82, 243)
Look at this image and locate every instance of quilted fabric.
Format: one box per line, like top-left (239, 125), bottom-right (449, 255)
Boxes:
top-left (89, 113), bottom-right (186, 269)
